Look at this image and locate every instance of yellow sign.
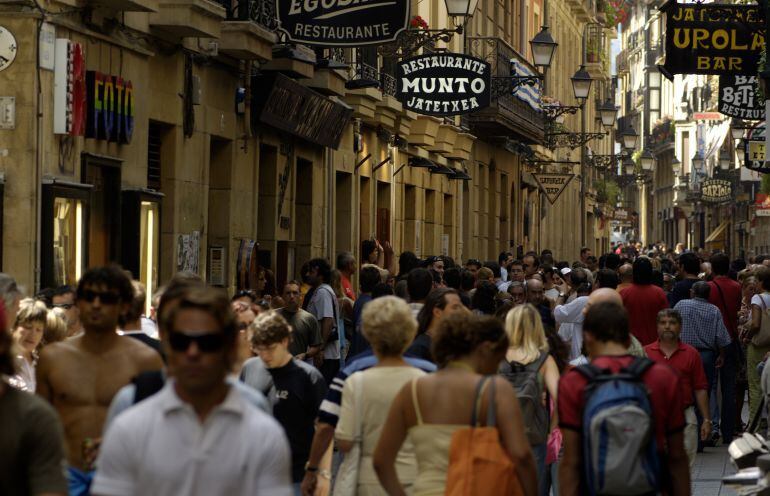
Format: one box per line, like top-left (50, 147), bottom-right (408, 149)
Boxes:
top-left (749, 140), bottom-right (765, 162)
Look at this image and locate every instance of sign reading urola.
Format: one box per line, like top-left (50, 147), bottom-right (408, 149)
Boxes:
top-left (396, 54), bottom-right (491, 117)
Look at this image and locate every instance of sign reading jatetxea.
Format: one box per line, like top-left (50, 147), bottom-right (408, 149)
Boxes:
top-left (396, 54), bottom-right (491, 117)
top-left (277, 0), bottom-right (410, 46)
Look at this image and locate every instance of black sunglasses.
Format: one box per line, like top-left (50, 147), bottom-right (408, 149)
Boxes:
top-left (78, 290), bottom-right (120, 305)
top-left (168, 331), bottom-right (228, 353)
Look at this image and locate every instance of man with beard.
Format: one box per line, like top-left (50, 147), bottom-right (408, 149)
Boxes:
top-left (645, 309), bottom-right (710, 467)
top-left (36, 266), bottom-right (164, 494)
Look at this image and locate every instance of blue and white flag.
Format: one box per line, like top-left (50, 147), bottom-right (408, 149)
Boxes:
top-left (510, 58), bottom-right (542, 112)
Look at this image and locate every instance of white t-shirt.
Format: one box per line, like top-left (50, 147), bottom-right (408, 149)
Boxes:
top-left (92, 381), bottom-right (292, 496)
top-left (307, 284), bottom-right (341, 360)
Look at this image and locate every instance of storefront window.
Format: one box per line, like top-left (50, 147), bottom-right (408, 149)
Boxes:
top-left (139, 201), bottom-right (160, 315)
top-left (52, 197), bottom-right (85, 286)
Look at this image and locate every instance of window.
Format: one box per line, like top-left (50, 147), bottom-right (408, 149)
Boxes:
top-left (42, 183), bottom-right (90, 288)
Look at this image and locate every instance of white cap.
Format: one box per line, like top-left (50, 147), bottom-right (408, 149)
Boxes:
top-left (560, 267), bottom-right (572, 276)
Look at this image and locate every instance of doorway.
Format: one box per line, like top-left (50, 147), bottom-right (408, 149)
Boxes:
top-left (83, 156), bottom-right (122, 268)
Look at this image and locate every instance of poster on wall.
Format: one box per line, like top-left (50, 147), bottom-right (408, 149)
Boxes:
top-left (277, 0), bottom-right (410, 46)
top-left (719, 75), bottom-right (764, 120)
top-left (661, 2), bottom-right (764, 77)
top-left (396, 54), bottom-right (491, 116)
top-left (177, 231), bottom-right (200, 274)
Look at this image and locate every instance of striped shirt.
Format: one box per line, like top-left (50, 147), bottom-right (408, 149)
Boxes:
top-left (317, 351), bottom-right (436, 426)
top-left (674, 297), bottom-right (732, 351)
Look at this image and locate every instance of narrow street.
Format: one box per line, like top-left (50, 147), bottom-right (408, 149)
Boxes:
top-left (694, 445), bottom-right (738, 496)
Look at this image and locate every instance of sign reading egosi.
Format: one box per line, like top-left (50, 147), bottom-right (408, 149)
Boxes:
top-left (396, 54), bottom-right (491, 117)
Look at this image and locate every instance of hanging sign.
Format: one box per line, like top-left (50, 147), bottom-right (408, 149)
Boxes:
top-left (701, 179), bottom-right (732, 203)
top-left (744, 122), bottom-right (770, 173)
top-left (719, 75), bottom-right (764, 120)
top-left (396, 54), bottom-right (491, 117)
top-left (533, 173), bottom-right (574, 204)
top-left (85, 71), bottom-right (135, 143)
top-left (277, 0), bottom-right (409, 46)
top-left (661, 2), bottom-right (764, 76)
top-left (53, 39), bottom-right (86, 136)
top-left (755, 194), bottom-right (770, 217)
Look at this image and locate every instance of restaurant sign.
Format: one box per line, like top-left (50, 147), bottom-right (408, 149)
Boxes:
top-left (744, 122), bottom-right (770, 173)
top-left (396, 54), bottom-right (491, 117)
top-left (661, 2), bottom-right (764, 76)
top-left (532, 173), bottom-right (574, 205)
top-left (85, 71), bottom-right (135, 143)
top-left (700, 178), bottom-right (732, 203)
top-left (277, 0), bottom-right (409, 46)
top-left (719, 75), bottom-right (764, 120)
top-left (756, 194), bottom-right (770, 217)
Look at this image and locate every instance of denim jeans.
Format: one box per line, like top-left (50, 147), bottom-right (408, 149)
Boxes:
top-left (532, 443), bottom-right (547, 496)
top-left (699, 349), bottom-right (717, 450)
top-left (715, 342), bottom-right (738, 443)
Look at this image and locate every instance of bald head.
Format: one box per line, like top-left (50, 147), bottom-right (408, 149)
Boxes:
top-left (619, 264), bottom-right (633, 283)
top-left (583, 288), bottom-right (622, 316)
top-left (526, 278), bottom-right (545, 305)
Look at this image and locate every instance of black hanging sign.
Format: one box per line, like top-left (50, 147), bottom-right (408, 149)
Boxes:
top-left (700, 179), bottom-right (732, 203)
top-left (396, 54), bottom-right (491, 117)
top-left (661, 2), bottom-right (764, 76)
top-left (277, 0), bottom-right (409, 46)
top-left (744, 122), bottom-right (770, 173)
top-left (719, 75), bottom-right (765, 120)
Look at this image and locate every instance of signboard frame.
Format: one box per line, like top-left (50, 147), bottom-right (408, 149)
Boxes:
top-left (533, 173), bottom-right (575, 205)
top-left (719, 75), bottom-right (764, 120)
top-left (700, 178), bottom-right (733, 203)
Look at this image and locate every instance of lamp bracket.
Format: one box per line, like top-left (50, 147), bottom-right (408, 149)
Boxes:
top-left (542, 104), bottom-right (581, 122)
top-left (588, 154), bottom-right (618, 169)
top-left (378, 27), bottom-right (462, 59)
top-left (490, 75), bottom-right (542, 98)
top-left (545, 131), bottom-right (606, 150)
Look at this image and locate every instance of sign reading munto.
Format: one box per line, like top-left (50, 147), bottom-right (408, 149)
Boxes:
top-left (396, 54), bottom-right (491, 117)
top-left (277, 0), bottom-right (410, 46)
top-left (661, 2), bottom-right (764, 76)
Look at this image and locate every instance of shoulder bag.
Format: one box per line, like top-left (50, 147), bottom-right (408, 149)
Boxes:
top-left (752, 294), bottom-right (770, 348)
top-left (333, 372), bottom-right (364, 496)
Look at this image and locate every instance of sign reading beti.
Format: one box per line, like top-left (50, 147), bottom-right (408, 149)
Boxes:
top-left (719, 75), bottom-right (764, 120)
top-left (277, 0), bottom-right (409, 46)
top-left (396, 54), bottom-right (491, 117)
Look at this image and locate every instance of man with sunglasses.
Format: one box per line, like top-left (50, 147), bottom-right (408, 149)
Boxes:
top-left (52, 285), bottom-right (82, 337)
top-left (93, 287), bottom-right (291, 496)
top-left (36, 266), bottom-right (164, 495)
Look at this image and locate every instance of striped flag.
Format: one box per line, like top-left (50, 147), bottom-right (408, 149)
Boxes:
top-left (510, 58), bottom-right (542, 112)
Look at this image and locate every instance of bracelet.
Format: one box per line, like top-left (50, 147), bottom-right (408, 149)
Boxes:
top-left (319, 469), bottom-right (332, 480)
top-left (304, 462), bottom-right (319, 473)
top-left (703, 419), bottom-right (712, 424)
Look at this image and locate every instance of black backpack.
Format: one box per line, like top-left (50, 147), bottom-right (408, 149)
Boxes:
top-left (131, 370), bottom-right (165, 404)
top-left (498, 352), bottom-right (550, 445)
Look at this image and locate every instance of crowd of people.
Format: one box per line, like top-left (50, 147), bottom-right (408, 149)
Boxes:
top-left (2, 240), bottom-right (769, 495)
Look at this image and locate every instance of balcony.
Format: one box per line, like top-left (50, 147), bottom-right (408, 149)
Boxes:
top-left (616, 49), bottom-right (629, 74)
top-left (89, 0), bottom-right (157, 11)
top-left (217, 0), bottom-right (277, 61)
top-left (150, 0), bottom-right (226, 38)
top-left (465, 37), bottom-right (544, 144)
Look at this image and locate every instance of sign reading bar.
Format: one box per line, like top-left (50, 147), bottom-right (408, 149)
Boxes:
top-left (533, 173), bottom-right (574, 205)
top-left (701, 178), bottom-right (732, 203)
top-left (86, 70), bottom-right (135, 143)
top-left (662, 2), bottom-right (764, 76)
top-left (719, 75), bottom-right (765, 120)
top-left (744, 122), bottom-right (770, 173)
top-left (396, 54), bottom-right (491, 117)
top-left (252, 73), bottom-right (352, 149)
top-left (277, 0), bottom-right (409, 46)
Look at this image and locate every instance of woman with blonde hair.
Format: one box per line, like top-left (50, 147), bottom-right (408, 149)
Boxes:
top-left (335, 296), bottom-right (426, 495)
top-left (9, 298), bottom-right (48, 392)
top-left (500, 303), bottom-right (560, 496)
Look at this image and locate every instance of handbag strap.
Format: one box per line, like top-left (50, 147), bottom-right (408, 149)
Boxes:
top-left (470, 376), bottom-right (491, 427)
top-left (713, 280), bottom-right (735, 331)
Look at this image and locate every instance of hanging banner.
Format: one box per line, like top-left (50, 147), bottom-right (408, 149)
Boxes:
top-left (396, 54), bottom-right (491, 117)
top-left (53, 39), bottom-right (86, 136)
top-left (744, 122), bottom-right (770, 173)
top-left (533, 173), bottom-right (575, 204)
top-left (719, 75), bottom-right (764, 120)
top-left (277, 0), bottom-right (409, 46)
top-left (701, 179), bottom-right (732, 203)
top-left (661, 2), bottom-right (764, 76)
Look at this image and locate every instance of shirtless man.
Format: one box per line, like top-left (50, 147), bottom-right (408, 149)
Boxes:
top-left (36, 266), bottom-right (163, 494)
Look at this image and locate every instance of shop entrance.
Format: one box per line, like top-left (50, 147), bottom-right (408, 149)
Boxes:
top-left (83, 156), bottom-right (122, 268)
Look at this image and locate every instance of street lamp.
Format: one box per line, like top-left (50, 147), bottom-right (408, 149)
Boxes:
top-left (692, 150), bottom-right (705, 173)
top-left (640, 149), bottom-right (655, 171)
top-left (570, 65), bottom-right (593, 102)
top-left (623, 156), bottom-right (636, 176)
top-left (731, 118), bottom-right (746, 140)
top-left (444, 0), bottom-right (479, 20)
top-left (598, 98), bottom-right (618, 129)
top-left (671, 157), bottom-right (681, 176)
top-left (620, 126), bottom-right (639, 151)
top-left (530, 26), bottom-right (558, 70)
top-left (719, 149), bottom-right (731, 170)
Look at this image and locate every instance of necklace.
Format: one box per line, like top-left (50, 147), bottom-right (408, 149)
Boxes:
top-left (445, 360), bottom-right (475, 372)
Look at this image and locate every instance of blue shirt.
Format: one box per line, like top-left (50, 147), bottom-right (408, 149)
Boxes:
top-left (349, 294), bottom-right (373, 357)
top-left (317, 350), bottom-right (436, 426)
top-left (674, 297), bottom-right (732, 351)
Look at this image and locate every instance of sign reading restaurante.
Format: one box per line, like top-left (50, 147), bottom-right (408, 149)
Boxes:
top-left (277, 0), bottom-right (410, 46)
top-left (701, 178), bottom-right (732, 203)
top-left (661, 2), bottom-right (764, 76)
top-left (396, 54), bottom-right (491, 117)
top-left (719, 75), bottom-right (765, 120)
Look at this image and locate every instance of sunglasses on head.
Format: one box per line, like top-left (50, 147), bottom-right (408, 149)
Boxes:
top-left (78, 290), bottom-right (120, 305)
top-left (168, 331), bottom-right (228, 353)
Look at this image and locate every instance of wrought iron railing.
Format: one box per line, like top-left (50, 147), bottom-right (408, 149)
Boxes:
top-left (220, 0), bottom-right (278, 29)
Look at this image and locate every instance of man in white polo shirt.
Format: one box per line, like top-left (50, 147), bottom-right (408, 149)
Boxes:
top-left (92, 287), bottom-right (292, 496)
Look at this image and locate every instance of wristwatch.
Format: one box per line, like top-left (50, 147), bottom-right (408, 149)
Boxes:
top-left (558, 292), bottom-right (567, 299)
top-left (304, 462), bottom-right (319, 473)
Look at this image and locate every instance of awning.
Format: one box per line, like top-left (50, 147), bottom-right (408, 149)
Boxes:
top-left (705, 221), bottom-right (730, 244)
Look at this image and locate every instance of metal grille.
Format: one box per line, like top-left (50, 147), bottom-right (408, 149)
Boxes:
top-left (221, 0), bottom-right (278, 29)
top-left (147, 121), bottom-right (162, 191)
